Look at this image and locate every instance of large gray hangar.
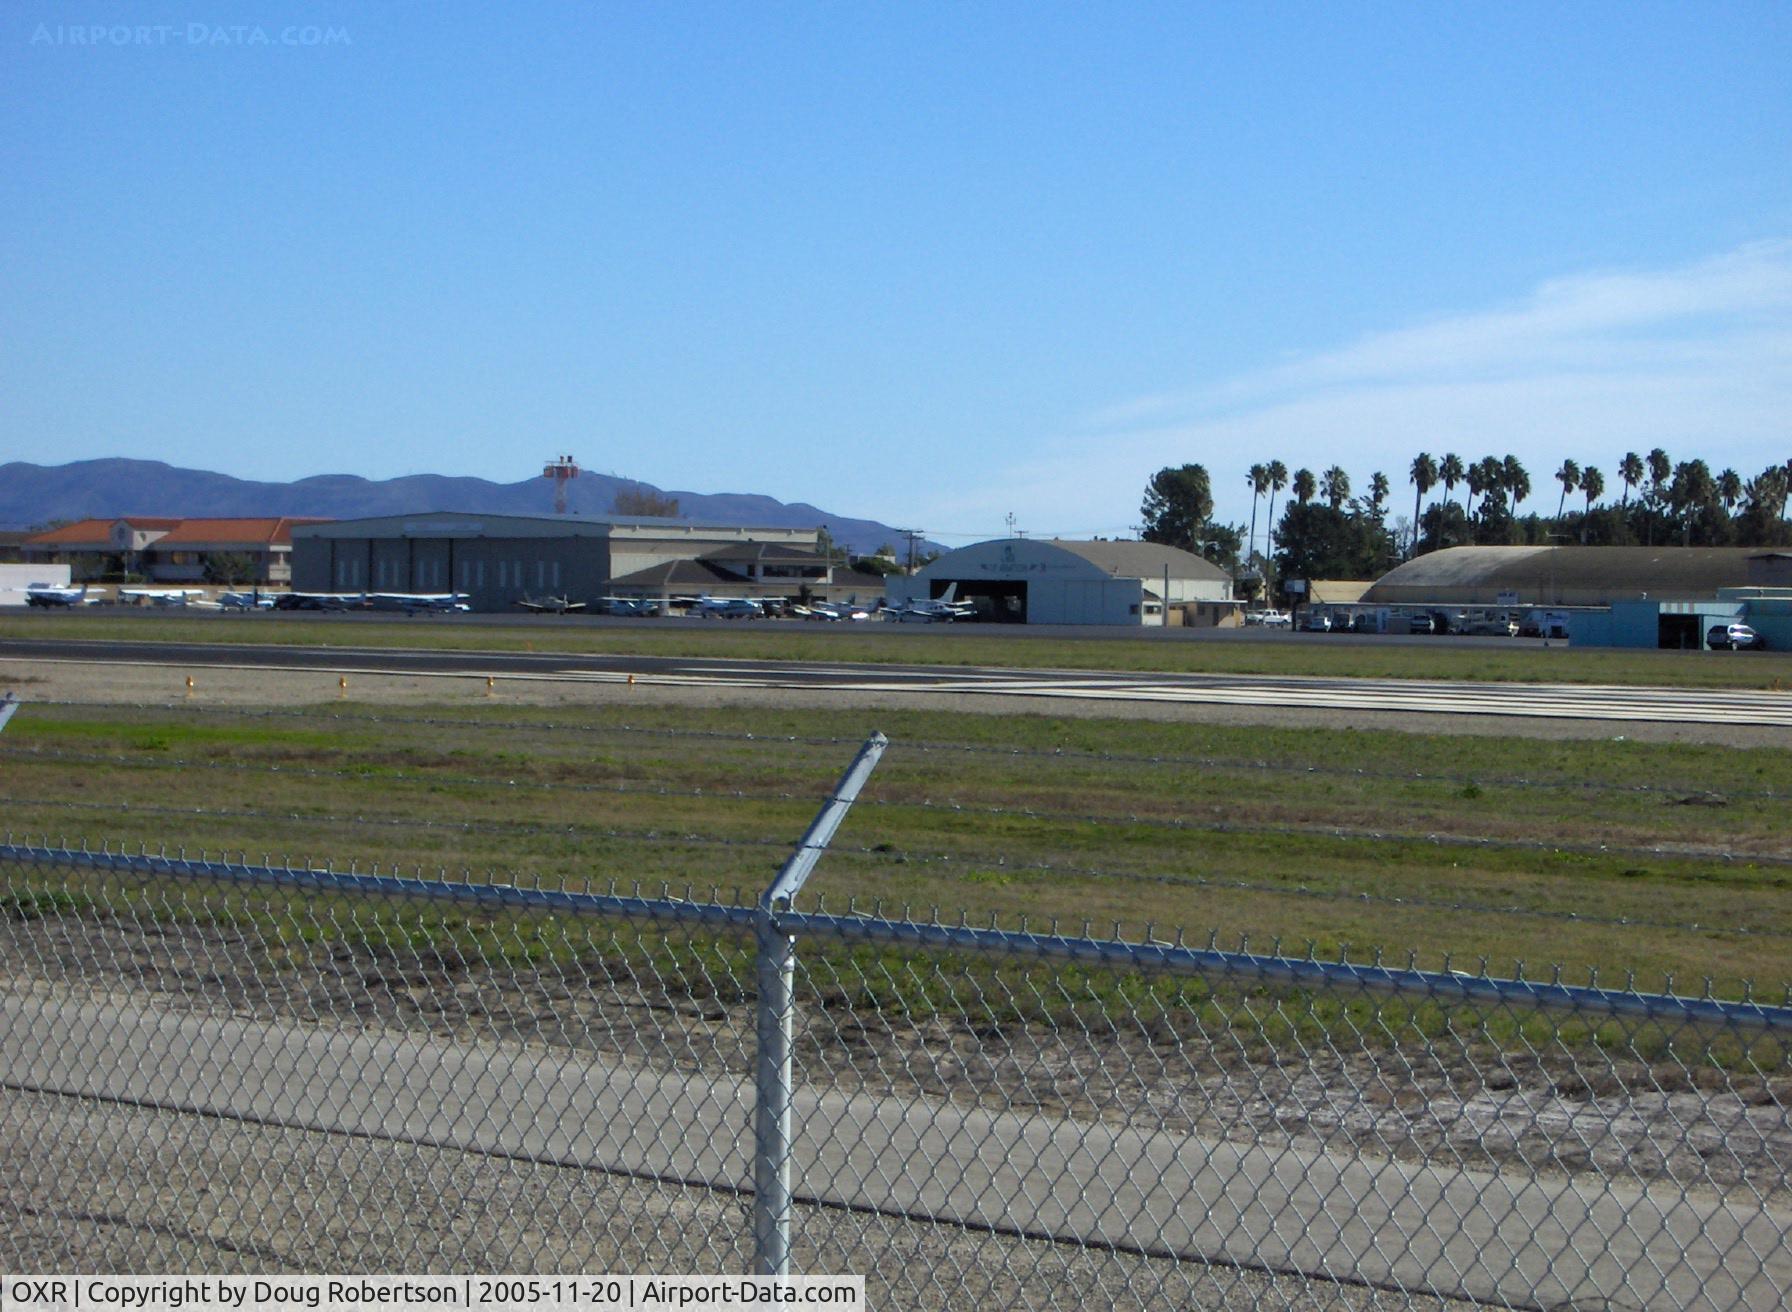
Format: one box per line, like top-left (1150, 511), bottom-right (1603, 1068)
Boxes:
top-left (291, 513), bottom-right (828, 611)
top-left (1362, 546), bottom-right (1772, 607)
top-left (886, 538), bottom-right (1233, 625)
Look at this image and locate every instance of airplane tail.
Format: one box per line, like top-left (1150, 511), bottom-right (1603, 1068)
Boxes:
top-left (938, 583), bottom-right (958, 604)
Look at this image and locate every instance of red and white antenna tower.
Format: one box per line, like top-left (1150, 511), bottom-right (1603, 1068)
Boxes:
top-left (542, 454), bottom-right (580, 515)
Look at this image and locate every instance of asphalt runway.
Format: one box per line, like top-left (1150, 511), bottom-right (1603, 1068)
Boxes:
top-left (4, 636), bottom-right (1791, 727)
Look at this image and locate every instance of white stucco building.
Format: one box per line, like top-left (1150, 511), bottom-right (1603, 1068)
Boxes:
top-left (885, 538), bottom-right (1234, 625)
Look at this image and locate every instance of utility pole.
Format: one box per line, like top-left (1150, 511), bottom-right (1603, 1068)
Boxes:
top-left (898, 528), bottom-right (923, 575)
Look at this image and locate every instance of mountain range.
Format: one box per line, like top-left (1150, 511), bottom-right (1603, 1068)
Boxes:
top-left (0, 459), bottom-right (922, 557)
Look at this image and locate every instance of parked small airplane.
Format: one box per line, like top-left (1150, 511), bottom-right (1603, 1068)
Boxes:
top-left (368, 592), bottom-right (472, 615)
top-left (597, 597), bottom-right (659, 617)
top-left (23, 582), bottom-right (92, 608)
top-left (218, 591), bottom-right (276, 610)
top-left (885, 583), bottom-right (975, 623)
top-left (798, 596), bottom-right (877, 621)
top-left (515, 594), bottom-right (587, 615)
top-left (0, 691), bottom-right (19, 733)
top-left (118, 587), bottom-right (211, 607)
top-left (275, 591), bottom-right (367, 611)
top-left (689, 595), bottom-right (765, 619)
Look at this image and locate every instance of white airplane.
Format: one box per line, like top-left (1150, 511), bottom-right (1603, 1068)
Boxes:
top-left (0, 692), bottom-right (19, 733)
top-left (369, 592), bottom-right (472, 615)
top-left (23, 582), bottom-right (92, 608)
top-left (219, 591), bottom-right (276, 610)
top-left (684, 595), bottom-right (767, 619)
top-left (118, 587), bottom-right (211, 607)
top-left (799, 596), bottom-right (877, 621)
top-left (597, 597), bottom-right (659, 617)
top-left (515, 594), bottom-right (587, 615)
top-left (885, 583), bottom-right (975, 623)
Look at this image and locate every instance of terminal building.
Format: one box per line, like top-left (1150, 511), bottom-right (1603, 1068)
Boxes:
top-left (884, 538), bottom-right (1235, 626)
top-left (290, 513), bottom-right (874, 611)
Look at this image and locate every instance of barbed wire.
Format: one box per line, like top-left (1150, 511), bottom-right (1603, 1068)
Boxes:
top-left (22, 699), bottom-right (1786, 801)
top-left (9, 794), bottom-right (1791, 942)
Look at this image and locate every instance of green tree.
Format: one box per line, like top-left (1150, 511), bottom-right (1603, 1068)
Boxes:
top-left (1321, 466), bottom-right (1351, 510)
top-left (1553, 459), bottom-right (1580, 522)
top-left (1502, 455), bottom-right (1531, 512)
top-left (1292, 468), bottom-right (1317, 506)
top-left (1273, 500), bottom-right (1395, 582)
top-left (1438, 453), bottom-right (1465, 513)
top-left (1578, 467), bottom-right (1605, 543)
top-left (1246, 464), bottom-right (1270, 564)
top-left (612, 488), bottom-right (681, 517)
top-left (1619, 452), bottom-right (1644, 508)
top-left (1139, 464), bottom-right (1215, 553)
top-left (202, 552), bottom-right (257, 585)
top-left (1265, 460), bottom-right (1289, 561)
top-left (1408, 453), bottom-right (1437, 555)
top-left (1368, 470), bottom-right (1390, 516)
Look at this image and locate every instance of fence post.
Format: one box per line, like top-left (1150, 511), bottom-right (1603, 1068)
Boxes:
top-left (753, 731), bottom-right (888, 1277)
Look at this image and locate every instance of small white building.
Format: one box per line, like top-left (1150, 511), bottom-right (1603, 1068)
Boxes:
top-left (885, 538), bottom-right (1234, 626)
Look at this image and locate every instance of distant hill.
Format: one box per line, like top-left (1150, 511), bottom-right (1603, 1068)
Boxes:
top-left (0, 459), bottom-right (923, 557)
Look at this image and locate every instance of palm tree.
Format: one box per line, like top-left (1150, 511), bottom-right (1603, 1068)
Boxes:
top-left (1644, 449), bottom-right (1671, 546)
top-left (1503, 455), bottom-right (1531, 511)
top-left (1647, 448), bottom-right (1671, 500)
top-left (1670, 460), bottom-right (1715, 546)
top-left (1718, 468), bottom-right (1742, 513)
top-left (1265, 460), bottom-right (1288, 558)
top-left (1439, 453), bottom-right (1465, 511)
top-left (1293, 468), bottom-right (1316, 506)
top-left (1321, 466), bottom-right (1350, 510)
top-left (1619, 452), bottom-right (1644, 508)
top-left (1465, 462), bottom-right (1485, 518)
top-left (1246, 464), bottom-right (1269, 564)
top-left (1369, 471), bottom-right (1390, 514)
top-left (1553, 459), bottom-right (1580, 522)
top-left (1408, 453), bottom-right (1437, 554)
top-left (1579, 466), bottom-right (1604, 543)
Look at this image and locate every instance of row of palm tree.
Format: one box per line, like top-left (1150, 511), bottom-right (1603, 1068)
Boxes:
top-left (1244, 449), bottom-right (1792, 562)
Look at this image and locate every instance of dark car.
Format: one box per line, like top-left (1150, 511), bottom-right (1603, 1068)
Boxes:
top-left (1707, 623), bottom-right (1766, 651)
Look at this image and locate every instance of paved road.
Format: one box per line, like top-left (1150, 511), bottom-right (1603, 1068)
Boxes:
top-left (3, 991), bottom-right (1786, 1309)
top-left (4, 636), bottom-right (1791, 726)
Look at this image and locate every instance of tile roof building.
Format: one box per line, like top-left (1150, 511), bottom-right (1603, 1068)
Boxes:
top-left (22, 517), bottom-right (328, 584)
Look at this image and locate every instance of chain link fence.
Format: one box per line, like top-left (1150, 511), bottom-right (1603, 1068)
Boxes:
top-left (3, 832), bottom-right (1787, 1310)
top-left (0, 715), bottom-right (1788, 1309)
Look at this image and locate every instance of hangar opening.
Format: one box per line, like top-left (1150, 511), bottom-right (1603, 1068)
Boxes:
top-left (886, 538), bottom-right (1232, 626)
top-left (949, 579), bottom-right (1027, 623)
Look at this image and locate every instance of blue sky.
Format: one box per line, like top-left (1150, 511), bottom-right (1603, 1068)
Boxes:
top-left (4, 2), bottom-right (1788, 551)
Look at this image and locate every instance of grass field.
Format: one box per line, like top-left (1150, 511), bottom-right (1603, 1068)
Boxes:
top-left (3, 696), bottom-right (1788, 999)
top-left (7, 610), bottom-right (1792, 688)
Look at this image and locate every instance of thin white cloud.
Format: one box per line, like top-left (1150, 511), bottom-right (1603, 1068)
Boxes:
top-left (937, 240), bottom-right (1792, 539)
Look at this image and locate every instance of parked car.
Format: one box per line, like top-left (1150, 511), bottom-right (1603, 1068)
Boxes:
top-left (1298, 610), bottom-right (1331, 632)
top-left (1707, 623), bottom-right (1766, 651)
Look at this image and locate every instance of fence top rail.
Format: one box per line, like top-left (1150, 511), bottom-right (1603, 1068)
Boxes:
top-left (6, 839), bottom-right (1791, 1029)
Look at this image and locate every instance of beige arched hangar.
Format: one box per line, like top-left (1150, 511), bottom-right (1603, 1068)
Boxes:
top-left (885, 538), bottom-right (1234, 625)
top-left (1363, 546), bottom-right (1769, 608)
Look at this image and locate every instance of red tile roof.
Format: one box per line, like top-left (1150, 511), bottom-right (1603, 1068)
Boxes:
top-left (153, 517), bottom-right (331, 546)
top-left (25, 516), bottom-right (331, 547)
top-left (24, 517), bottom-right (182, 545)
